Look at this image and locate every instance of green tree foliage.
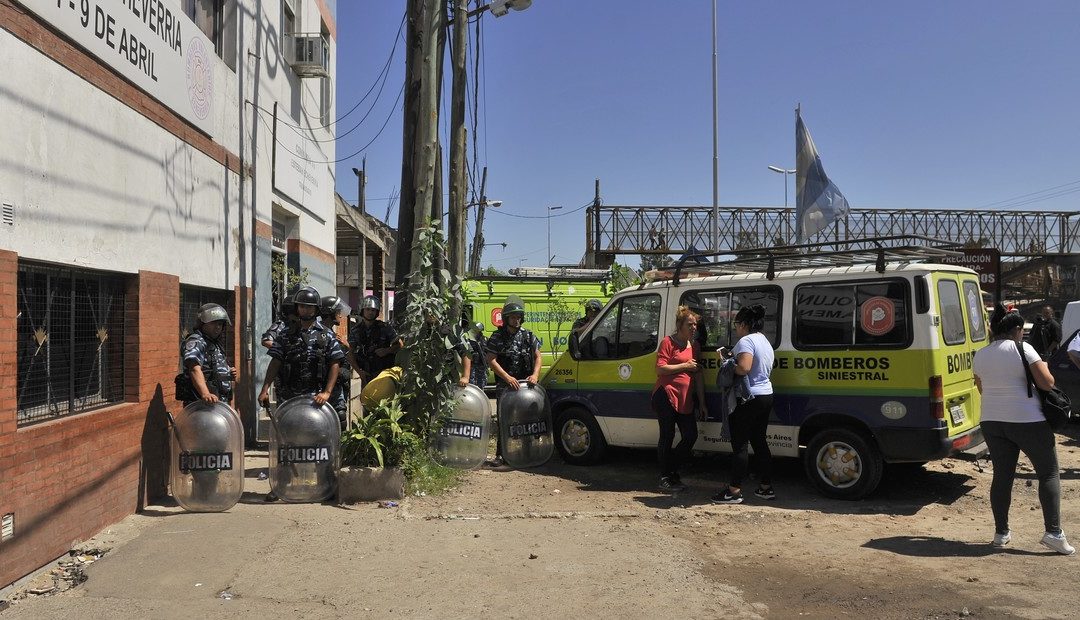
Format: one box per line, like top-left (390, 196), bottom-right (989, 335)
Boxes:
top-left (610, 262), bottom-right (640, 292)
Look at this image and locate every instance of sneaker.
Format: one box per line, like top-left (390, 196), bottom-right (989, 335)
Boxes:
top-left (659, 476), bottom-right (687, 492)
top-left (753, 486), bottom-right (776, 501)
top-left (1040, 532), bottom-right (1076, 555)
top-left (992, 530), bottom-right (1011, 547)
top-left (711, 489), bottom-right (744, 504)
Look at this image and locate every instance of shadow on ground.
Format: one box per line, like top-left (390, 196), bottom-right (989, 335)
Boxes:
top-left (513, 447), bottom-right (976, 517)
top-left (863, 535), bottom-right (1047, 557)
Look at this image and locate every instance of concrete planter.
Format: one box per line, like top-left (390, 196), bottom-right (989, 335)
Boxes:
top-left (337, 466), bottom-right (405, 503)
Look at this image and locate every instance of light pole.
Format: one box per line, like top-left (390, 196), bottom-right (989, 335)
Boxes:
top-left (768, 165), bottom-right (796, 208)
top-left (547, 206), bottom-right (563, 267)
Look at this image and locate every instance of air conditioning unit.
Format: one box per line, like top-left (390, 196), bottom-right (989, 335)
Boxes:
top-left (287, 33), bottom-right (330, 78)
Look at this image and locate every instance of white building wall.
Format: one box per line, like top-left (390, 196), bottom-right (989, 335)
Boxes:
top-left (0, 0), bottom-right (337, 293)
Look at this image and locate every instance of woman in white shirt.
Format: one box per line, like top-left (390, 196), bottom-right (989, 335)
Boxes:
top-left (712, 305), bottom-right (775, 505)
top-left (972, 304), bottom-right (1074, 555)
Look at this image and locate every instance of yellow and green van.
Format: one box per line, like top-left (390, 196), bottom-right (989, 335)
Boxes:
top-left (542, 253), bottom-right (988, 499)
top-left (462, 269), bottom-right (613, 381)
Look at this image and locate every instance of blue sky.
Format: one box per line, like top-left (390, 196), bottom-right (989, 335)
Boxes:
top-left (333, 0), bottom-right (1080, 270)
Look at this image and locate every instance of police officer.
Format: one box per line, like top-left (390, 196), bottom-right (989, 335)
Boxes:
top-left (258, 287), bottom-right (346, 411)
top-left (485, 297), bottom-right (543, 465)
top-left (572, 299), bottom-right (603, 336)
top-left (349, 295), bottom-right (402, 382)
top-left (320, 295), bottom-right (353, 425)
top-left (261, 299), bottom-right (296, 349)
top-left (179, 303), bottom-right (237, 405)
top-left (459, 320), bottom-right (488, 389)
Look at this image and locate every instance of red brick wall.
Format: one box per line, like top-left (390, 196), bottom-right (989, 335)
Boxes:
top-left (0, 259), bottom-right (189, 588)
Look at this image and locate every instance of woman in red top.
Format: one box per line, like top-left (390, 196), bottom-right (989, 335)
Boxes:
top-left (652, 306), bottom-right (706, 491)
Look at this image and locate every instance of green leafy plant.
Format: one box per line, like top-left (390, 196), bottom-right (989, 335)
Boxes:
top-left (340, 395), bottom-right (417, 468)
top-left (546, 295), bottom-right (572, 360)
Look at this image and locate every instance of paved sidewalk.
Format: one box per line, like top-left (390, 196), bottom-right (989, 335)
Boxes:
top-left (2, 453), bottom-right (760, 619)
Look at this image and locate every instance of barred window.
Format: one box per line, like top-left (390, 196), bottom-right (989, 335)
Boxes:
top-left (17, 262), bottom-right (127, 426)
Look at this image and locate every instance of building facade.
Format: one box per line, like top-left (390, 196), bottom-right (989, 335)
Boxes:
top-left (0, 0), bottom-right (338, 586)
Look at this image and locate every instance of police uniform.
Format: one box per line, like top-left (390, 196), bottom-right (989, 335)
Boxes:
top-left (463, 332), bottom-right (488, 388)
top-left (571, 316), bottom-right (590, 333)
top-left (349, 319), bottom-right (400, 377)
top-left (486, 326), bottom-right (540, 392)
top-left (180, 331), bottom-right (233, 405)
top-left (269, 321), bottom-right (347, 401)
top-left (262, 319), bottom-right (289, 346)
top-left (326, 329), bottom-right (351, 416)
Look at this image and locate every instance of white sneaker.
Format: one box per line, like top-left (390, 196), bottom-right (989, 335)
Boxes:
top-left (1040, 532), bottom-right (1076, 555)
top-left (992, 530), bottom-right (1011, 547)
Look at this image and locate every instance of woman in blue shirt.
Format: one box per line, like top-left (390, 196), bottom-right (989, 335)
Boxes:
top-left (713, 305), bottom-right (775, 504)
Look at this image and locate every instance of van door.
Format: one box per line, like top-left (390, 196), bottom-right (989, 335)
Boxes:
top-left (934, 276), bottom-right (983, 436)
top-left (576, 293), bottom-right (664, 446)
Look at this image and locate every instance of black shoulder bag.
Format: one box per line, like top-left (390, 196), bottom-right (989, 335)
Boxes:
top-left (1016, 342), bottom-right (1072, 431)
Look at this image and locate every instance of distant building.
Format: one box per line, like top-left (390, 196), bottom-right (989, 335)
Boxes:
top-left (0, 0), bottom-right (338, 587)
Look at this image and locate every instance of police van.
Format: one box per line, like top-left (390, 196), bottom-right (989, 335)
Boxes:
top-left (542, 242), bottom-right (987, 499)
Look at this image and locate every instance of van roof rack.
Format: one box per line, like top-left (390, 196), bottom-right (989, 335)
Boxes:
top-left (506, 266), bottom-right (611, 280)
top-left (653, 235), bottom-right (965, 286)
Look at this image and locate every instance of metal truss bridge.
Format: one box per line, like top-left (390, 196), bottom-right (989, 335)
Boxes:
top-left (587, 206), bottom-right (1080, 258)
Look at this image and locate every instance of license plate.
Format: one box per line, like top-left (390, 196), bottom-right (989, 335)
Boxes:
top-left (949, 404), bottom-right (965, 426)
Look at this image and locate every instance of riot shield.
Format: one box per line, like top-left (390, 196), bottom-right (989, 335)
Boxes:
top-left (432, 384), bottom-right (492, 470)
top-left (168, 401), bottom-right (245, 512)
top-left (498, 382), bottom-right (554, 468)
top-left (268, 395), bottom-right (341, 502)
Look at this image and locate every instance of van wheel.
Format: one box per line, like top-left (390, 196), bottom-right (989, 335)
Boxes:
top-left (803, 428), bottom-right (883, 500)
top-left (555, 407), bottom-right (607, 465)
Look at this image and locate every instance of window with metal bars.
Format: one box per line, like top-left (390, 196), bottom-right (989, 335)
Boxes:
top-left (179, 285), bottom-right (234, 372)
top-left (16, 262), bottom-right (127, 426)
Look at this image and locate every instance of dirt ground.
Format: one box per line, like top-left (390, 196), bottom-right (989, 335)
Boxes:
top-left (3, 424), bottom-right (1078, 619)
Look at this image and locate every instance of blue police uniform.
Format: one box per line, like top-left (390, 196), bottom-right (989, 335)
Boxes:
top-left (262, 319), bottom-right (289, 346)
top-left (269, 321), bottom-right (347, 402)
top-left (486, 326), bottom-right (540, 390)
top-left (349, 319), bottom-right (400, 377)
top-left (180, 331), bottom-right (233, 405)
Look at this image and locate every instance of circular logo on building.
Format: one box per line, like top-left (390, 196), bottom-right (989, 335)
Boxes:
top-left (186, 37), bottom-right (213, 120)
top-left (491, 307), bottom-right (503, 327)
top-left (618, 363), bottom-right (632, 381)
top-left (860, 296), bottom-right (895, 336)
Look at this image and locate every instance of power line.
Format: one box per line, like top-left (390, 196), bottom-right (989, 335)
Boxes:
top-left (972, 180), bottom-right (1080, 210)
top-left (486, 199), bottom-right (595, 219)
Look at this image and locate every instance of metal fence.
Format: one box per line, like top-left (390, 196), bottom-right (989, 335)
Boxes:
top-left (17, 262), bottom-right (127, 426)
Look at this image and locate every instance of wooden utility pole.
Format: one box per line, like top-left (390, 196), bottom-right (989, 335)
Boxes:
top-left (448, 0), bottom-right (468, 283)
top-left (468, 167), bottom-right (488, 275)
top-left (353, 163), bottom-right (367, 299)
top-left (395, 0), bottom-right (443, 316)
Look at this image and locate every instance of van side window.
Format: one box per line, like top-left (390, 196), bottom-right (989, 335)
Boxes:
top-left (962, 281), bottom-right (987, 342)
top-left (937, 280), bottom-right (966, 345)
top-left (584, 294), bottom-right (662, 360)
top-left (681, 288), bottom-right (781, 349)
top-left (795, 281), bottom-right (910, 348)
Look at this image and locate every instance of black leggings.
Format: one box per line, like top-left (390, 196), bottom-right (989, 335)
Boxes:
top-left (728, 394), bottom-right (773, 489)
top-left (982, 420), bottom-right (1061, 535)
top-left (653, 389), bottom-right (698, 478)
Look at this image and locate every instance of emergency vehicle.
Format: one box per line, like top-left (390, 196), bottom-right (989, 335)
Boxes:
top-left (542, 240), bottom-right (987, 499)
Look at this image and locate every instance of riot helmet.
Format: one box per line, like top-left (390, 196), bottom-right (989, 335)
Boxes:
top-left (293, 286), bottom-right (321, 307)
top-left (320, 296), bottom-right (350, 319)
top-left (502, 297), bottom-right (526, 322)
top-left (196, 303), bottom-right (232, 326)
top-left (585, 299), bottom-right (603, 313)
top-left (360, 295), bottom-right (381, 312)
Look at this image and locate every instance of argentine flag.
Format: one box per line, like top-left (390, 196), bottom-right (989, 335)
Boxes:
top-left (796, 110), bottom-right (849, 243)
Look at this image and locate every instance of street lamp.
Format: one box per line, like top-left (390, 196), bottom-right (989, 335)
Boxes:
top-left (768, 165), bottom-right (796, 208)
top-left (547, 206), bottom-right (563, 267)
